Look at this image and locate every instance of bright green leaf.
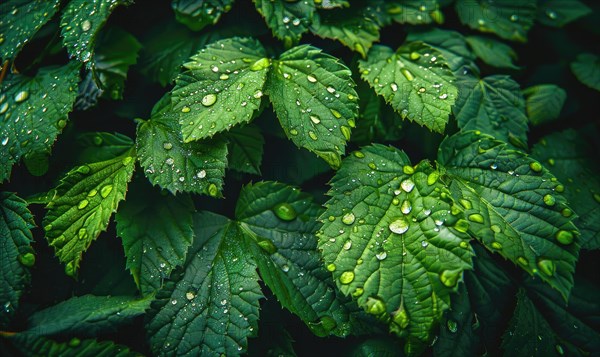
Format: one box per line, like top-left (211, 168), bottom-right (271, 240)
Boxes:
top-left (359, 42), bottom-right (458, 133)
top-left (93, 27), bottom-right (141, 100)
top-left (172, 0), bottom-right (234, 31)
top-left (523, 84), bottom-right (566, 125)
top-left (466, 36), bottom-right (519, 69)
top-left (0, 62), bottom-right (80, 183)
top-left (319, 145), bottom-right (473, 351)
top-left (237, 182), bottom-right (364, 337)
top-left (146, 211), bottom-right (262, 356)
top-left (42, 149), bottom-right (136, 275)
top-left (453, 75), bottom-right (528, 147)
top-left (536, 0), bottom-right (592, 27)
top-left (60, 0), bottom-right (132, 68)
top-left (438, 131), bottom-right (580, 301)
top-left (455, 0), bottom-right (537, 42)
top-left (0, 192), bottom-right (35, 326)
top-left (406, 28), bottom-right (477, 73)
top-left (0, 0), bottom-right (60, 61)
top-left (25, 294), bottom-right (151, 336)
top-left (172, 37), bottom-right (268, 142)
top-left (254, 0), bottom-right (315, 46)
top-left (115, 180), bottom-right (195, 295)
top-left (75, 132), bottom-right (134, 164)
top-left (268, 44), bottom-right (358, 169)
top-left (571, 53), bottom-right (600, 92)
top-left (227, 124), bottom-right (264, 175)
top-left (6, 334), bottom-right (138, 357)
top-left (137, 95), bottom-right (228, 196)
top-left (384, 0), bottom-right (443, 25)
top-left (532, 130), bottom-right (600, 250)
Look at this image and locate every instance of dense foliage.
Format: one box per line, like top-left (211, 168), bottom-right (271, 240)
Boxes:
top-left (1, 0), bottom-right (599, 356)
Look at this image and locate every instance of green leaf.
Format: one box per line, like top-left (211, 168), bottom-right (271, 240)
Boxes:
top-left (438, 131), bottom-right (580, 301)
top-left (0, 0), bottom-right (60, 61)
top-left (146, 211), bottom-right (262, 356)
top-left (0, 62), bottom-right (80, 183)
top-left (453, 75), bottom-right (528, 147)
top-left (6, 334), bottom-right (138, 357)
top-left (359, 42), bottom-right (458, 133)
top-left (268, 44), bottom-right (359, 169)
top-left (571, 53), bottom-right (600, 92)
top-left (172, 37), bottom-right (268, 142)
top-left (455, 0), bottom-right (537, 42)
top-left (0, 192), bottom-right (35, 326)
top-left (25, 295), bottom-right (150, 337)
top-left (93, 27), bottom-right (141, 100)
top-left (531, 130), bottom-right (600, 250)
top-left (237, 182), bottom-right (362, 337)
top-left (75, 132), bottom-right (134, 163)
top-left (60, 0), bottom-right (131, 68)
top-left (172, 0), bottom-right (234, 31)
top-left (501, 289), bottom-right (556, 355)
top-left (115, 180), bottom-right (195, 295)
top-left (319, 145), bottom-right (473, 351)
top-left (226, 124), bottom-right (264, 175)
top-left (406, 28), bottom-right (477, 73)
top-left (536, 0), bottom-right (592, 27)
top-left (254, 0), bottom-right (315, 46)
top-left (523, 84), bottom-right (566, 125)
top-left (42, 149), bottom-right (136, 275)
top-left (384, 0), bottom-right (443, 25)
top-left (136, 95), bottom-right (228, 196)
top-left (466, 36), bottom-right (519, 69)
top-left (309, 5), bottom-right (380, 58)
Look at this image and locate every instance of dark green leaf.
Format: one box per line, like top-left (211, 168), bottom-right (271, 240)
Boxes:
top-left (0, 62), bottom-right (80, 182)
top-left (359, 42), bottom-right (458, 133)
top-left (146, 211), bottom-right (262, 356)
top-left (172, 0), bottom-right (234, 31)
top-left (439, 131), bottom-right (580, 301)
top-left (115, 180), bottom-right (195, 295)
top-left (0, 192), bottom-right (35, 326)
top-left (75, 132), bottom-right (134, 164)
top-left (384, 0), bottom-right (443, 25)
top-left (173, 37), bottom-right (268, 142)
top-left (536, 0), bottom-right (592, 27)
top-left (93, 27), bottom-right (141, 100)
top-left (531, 130), bottom-right (600, 250)
top-left (453, 75), bottom-right (528, 146)
top-left (0, 0), bottom-right (60, 61)
top-left (466, 36), bottom-right (519, 69)
top-left (268, 44), bottom-right (359, 169)
top-left (42, 149), bottom-right (136, 275)
top-left (26, 294), bottom-right (151, 336)
top-left (254, 0), bottom-right (315, 46)
top-left (60, 0), bottom-right (132, 68)
top-left (6, 334), bottom-right (138, 357)
top-left (523, 84), bottom-right (566, 125)
top-left (319, 145), bottom-right (473, 351)
top-left (571, 53), bottom-right (600, 92)
top-left (227, 124), bottom-right (264, 175)
top-left (406, 28), bottom-right (477, 73)
top-left (136, 95), bottom-right (228, 196)
top-left (455, 0), bottom-right (537, 42)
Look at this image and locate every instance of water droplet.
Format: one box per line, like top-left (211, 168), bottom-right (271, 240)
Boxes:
top-left (310, 115), bottom-right (321, 124)
top-left (163, 142), bottom-right (173, 150)
top-left (78, 199), bottom-right (89, 209)
top-left (330, 109), bottom-right (342, 118)
top-left (376, 251), bottom-right (387, 260)
top-left (537, 259), bottom-right (555, 276)
top-left (342, 212), bottom-right (355, 225)
top-left (219, 73), bottom-right (229, 80)
top-left (250, 57), bottom-right (270, 71)
top-left (401, 68), bottom-right (414, 81)
top-left (454, 219), bottom-right (470, 233)
top-left (555, 344), bottom-right (564, 355)
top-left (517, 256), bottom-right (529, 266)
top-left (326, 86), bottom-right (336, 94)
top-left (402, 165), bottom-right (415, 175)
top-left (401, 200), bottom-right (412, 214)
top-left (555, 184), bottom-right (564, 193)
top-left (468, 213), bottom-right (484, 223)
top-left (282, 264), bottom-right (290, 272)
top-left (186, 291), bottom-right (195, 300)
top-left (289, 129), bottom-right (298, 135)
top-left (366, 297), bottom-right (386, 315)
top-left (556, 230), bottom-right (574, 245)
top-left (354, 151), bottom-right (365, 158)
top-left (211, 65), bottom-right (219, 72)
top-left (292, 18), bottom-right (301, 26)
top-left (421, 240), bottom-right (429, 248)
top-left (339, 271), bottom-right (355, 284)
top-left (309, 131), bottom-right (318, 140)
top-left (220, 299), bottom-right (227, 305)
top-left (307, 74), bottom-right (317, 83)
top-left (1, 137), bottom-right (8, 146)
top-left (100, 185), bottom-right (113, 198)
top-left (529, 161), bottom-right (542, 172)
top-left (14, 91), bottom-right (28, 103)
top-left (418, 87), bottom-right (426, 93)
top-left (391, 83), bottom-right (398, 92)
top-left (68, 338), bottom-right (81, 347)
top-left (81, 20), bottom-right (91, 31)
top-left (326, 263), bottom-right (336, 272)
top-left (181, 106), bottom-right (191, 113)
top-left (546, 9), bottom-right (558, 20)
top-left (273, 203), bottom-right (297, 221)
top-left (341, 126), bottom-right (351, 141)
top-left (401, 179), bottom-right (415, 192)
top-left (208, 183), bottom-right (218, 197)
top-left (459, 241), bottom-right (469, 249)
top-left (389, 217), bottom-right (409, 234)
top-left (65, 261), bottom-right (76, 277)
top-left (283, 16), bottom-right (290, 24)
top-left (165, 157), bottom-right (174, 165)
top-left (447, 319), bottom-right (458, 333)
top-left (196, 170), bottom-right (207, 179)
top-left (18, 253), bottom-right (35, 267)
top-left (439, 269), bottom-right (460, 287)
top-left (201, 94), bottom-right (217, 106)
top-left (352, 287), bottom-right (364, 297)
top-left (510, 14), bottom-right (519, 22)
top-left (253, 90), bottom-right (263, 99)
top-left (171, 299), bottom-right (178, 305)
top-left (0, 103), bottom-right (8, 114)
top-left (543, 194), bottom-right (556, 206)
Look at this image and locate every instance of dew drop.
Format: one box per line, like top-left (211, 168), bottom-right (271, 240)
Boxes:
top-left (401, 68), bottom-right (414, 81)
top-left (391, 83), bottom-right (398, 92)
top-left (400, 179), bottom-right (415, 192)
top-left (201, 94), bottom-right (217, 107)
top-left (273, 203), bottom-right (297, 221)
top-left (340, 126), bottom-right (351, 141)
top-left (342, 212), bottom-right (355, 225)
top-left (197, 170), bottom-right (206, 178)
top-left (78, 199), bottom-right (89, 209)
top-left (517, 256), bottom-right (529, 266)
top-left (326, 263), bottom-right (336, 272)
top-left (163, 142), bottom-right (173, 150)
top-left (366, 297), bottom-right (386, 315)
top-left (389, 217), bottom-right (409, 234)
top-left (100, 185), bottom-right (113, 198)
top-left (529, 161), bottom-right (543, 172)
top-left (401, 200), bottom-right (412, 215)
top-left (376, 251), bottom-right (387, 260)
top-left (0, 103), bottom-right (8, 114)
top-left (537, 259), bottom-right (555, 276)
top-left (181, 106), bottom-right (191, 113)
top-left (81, 20), bottom-right (91, 31)
top-left (186, 291), bottom-right (195, 300)
top-left (491, 241), bottom-right (503, 250)
top-left (326, 86), bottom-right (336, 93)
top-left (468, 213), bottom-right (484, 223)
top-left (289, 129), bottom-right (298, 136)
top-left (555, 230), bottom-right (574, 245)
top-left (14, 91), bottom-right (29, 103)
top-left (208, 183), bottom-right (218, 197)
top-left (309, 131), bottom-right (318, 140)
top-left (1, 137), bottom-right (8, 146)
top-left (543, 194), bottom-right (556, 206)
top-left (18, 253), bottom-right (35, 267)
top-left (330, 109), bottom-right (342, 118)
top-left (282, 264), bottom-right (290, 272)
top-left (339, 271), bottom-right (354, 284)
top-left (307, 74), bottom-right (317, 83)
top-left (439, 269), bottom-right (460, 287)
top-left (310, 115), bottom-right (321, 124)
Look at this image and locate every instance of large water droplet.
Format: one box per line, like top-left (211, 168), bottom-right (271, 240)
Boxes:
top-left (376, 251), bottom-right (387, 260)
top-left (342, 212), bottom-right (355, 225)
top-left (389, 217), bottom-right (409, 234)
top-left (18, 253), bottom-right (35, 267)
top-left (273, 203), bottom-right (297, 221)
top-left (543, 194), bottom-right (556, 206)
top-left (537, 259), bottom-right (555, 276)
top-left (339, 271), bottom-right (355, 284)
top-left (201, 94), bottom-right (217, 107)
top-left (310, 115), bottom-right (321, 124)
top-left (326, 263), bottom-right (336, 272)
top-left (400, 179), bottom-right (415, 192)
top-left (307, 74), bottom-right (317, 83)
top-left (468, 213), bottom-right (484, 223)
top-left (401, 200), bottom-right (412, 215)
top-left (401, 68), bottom-right (414, 81)
top-left (186, 291), bottom-right (195, 300)
top-left (529, 161), bottom-right (542, 172)
top-left (100, 185), bottom-right (113, 198)
top-left (439, 269), bottom-right (460, 287)
top-left (454, 219), bottom-right (469, 233)
top-left (14, 91), bottom-right (29, 103)
top-left (81, 20), bottom-right (91, 31)
top-left (366, 297), bottom-right (386, 315)
top-left (555, 230), bottom-right (574, 245)
top-left (78, 199), bottom-right (89, 209)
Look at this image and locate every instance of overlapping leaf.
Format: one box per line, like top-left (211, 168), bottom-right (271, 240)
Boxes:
top-left (466, 36), bottom-right (519, 69)
top-left (0, 0), bottom-right (60, 61)
top-left (0, 62), bottom-right (80, 182)
top-left (146, 211), bottom-right (262, 356)
top-left (43, 149), bottom-right (136, 275)
top-left (268, 44), bottom-right (358, 169)
top-left (536, 0), bottom-right (592, 27)
top-left (75, 132), bottom-right (134, 164)
top-left (226, 124), bottom-right (264, 175)
top-left (115, 181), bottom-right (195, 295)
top-left (173, 37), bottom-right (268, 142)
top-left (384, 0), bottom-right (443, 25)
top-left (172, 0), bottom-right (234, 31)
top-left (319, 145), bottom-right (473, 351)
top-left (406, 28), bottom-right (477, 73)
top-left (254, 0), bottom-right (315, 46)
top-left (438, 131), bottom-right (579, 300)
top-left (571, 53), bottom-right (600, 92)
top-left (523, 84), bottom-right (566, 125)
top-left (0, 192), bottom-right (35, 326)
top-left (359, 42), bottom-right (458, 133)
top-left (6, 334), bottom-right (138, 357)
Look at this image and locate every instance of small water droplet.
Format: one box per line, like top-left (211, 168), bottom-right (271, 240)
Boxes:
top-left (181, 106), bottom-right (191, 113)
top-left (163, 142), bottom-right (173, 150)
top-left (343, 240), bottom-right (352, 250)
top-left (330, 109), bottom-right (342, 118)
top-left (186, 291), bottom-right (195, 300)
top-left (401, 200), bottom-right (412, 214)
top-left (326, 263), bottom-right (336, 272)
top-left (309, 131), bottom-right (318, 140)
top-left (439, 270), bottom-right (460, 287)
top-left (310, 115), bottom-right (321, 124)
top-left (537, 259), bottom-right (555, 276)
top-left (529, 161), bottom-right (543, 172)
top-left (81, 20), bottom-right (91, 31)
top-left (282, 264), bottom-right (290, 272)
